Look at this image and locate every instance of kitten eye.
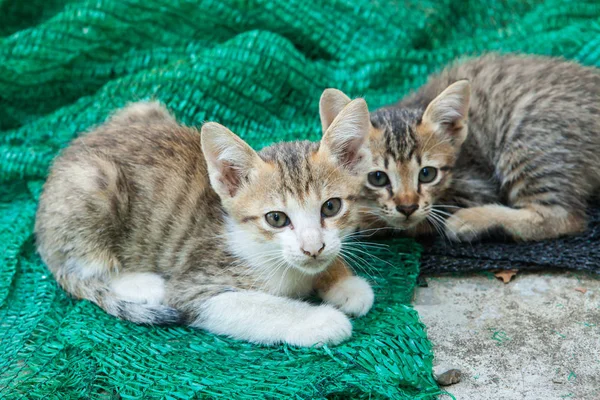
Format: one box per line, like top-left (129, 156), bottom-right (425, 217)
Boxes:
top-left (368, 171), bottom-right (390, 187)
top-left (418, 167), bottom-right (438, 183)
top-left (265, 212), bottom-right (290, 228)
top-left (321, 198), bottom-right (342, 218)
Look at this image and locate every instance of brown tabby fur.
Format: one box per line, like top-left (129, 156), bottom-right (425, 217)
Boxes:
top-left (35, 99), bottom-right (375, 347)
top-left (322, 53), bottom-right (600, 242)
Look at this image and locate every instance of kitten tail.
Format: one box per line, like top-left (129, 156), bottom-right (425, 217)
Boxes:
top-left (59, 273), bottom-right (181, 326)
top-left (96, 293), bottom-right (181, 326)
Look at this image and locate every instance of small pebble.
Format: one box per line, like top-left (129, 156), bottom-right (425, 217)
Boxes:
top-left (435, 369), bottom-right (462, 386)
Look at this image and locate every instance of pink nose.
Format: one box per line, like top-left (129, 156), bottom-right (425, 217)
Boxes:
top-left (301, 243), bottom-right (325, 259)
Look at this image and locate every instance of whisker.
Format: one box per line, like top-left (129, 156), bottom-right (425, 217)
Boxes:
top-left (341, 237), bottom-right (390, 248)
top-left (426, 214), bottom-right (450, 245)
top-left (431, 209), bottom-right (454, 218)
top-left (340, 250), bottom-right (382, 281)
top-left (342, 245), bottom-right (395, 269)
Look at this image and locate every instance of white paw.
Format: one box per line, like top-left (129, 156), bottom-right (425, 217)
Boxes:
top-left (110, 272), bottom-right (165, 305)
top-left (321, 276), bottom-right (374, 317)
top-left (285, 305), bottom-right (352, 347)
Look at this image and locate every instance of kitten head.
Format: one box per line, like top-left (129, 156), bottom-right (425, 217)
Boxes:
top-left (201, 97), bottom-right (371, 275)
top-left (320, 81), bottom-right (470, 230)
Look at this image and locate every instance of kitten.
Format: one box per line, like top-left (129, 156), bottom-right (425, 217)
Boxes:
top-left (320, 53), bottom-right (600, 242)
top-left (35, 98), bottom-right (375, 347)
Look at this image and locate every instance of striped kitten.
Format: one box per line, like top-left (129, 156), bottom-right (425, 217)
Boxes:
top-left (35, 99), bottom-right (375, 347)
top-left (320, 53), bottom-right (600, 242)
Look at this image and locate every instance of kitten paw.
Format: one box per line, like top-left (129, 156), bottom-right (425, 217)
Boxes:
top-left (285, 305), bottom-right (352, 347)
top-left (444, 209), bottom-right (486, 242)
top-left (321, 276), bottom-right (374, 317)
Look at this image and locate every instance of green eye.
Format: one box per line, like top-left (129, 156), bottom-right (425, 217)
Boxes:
top-left (368, 171), bottom-right (389, 187)
top-left (265, 212), bottom-right (290, 228)
top-left (418, 167), bottom-right (438, 183)
top-left (321, 198), bottom-right (342, 218)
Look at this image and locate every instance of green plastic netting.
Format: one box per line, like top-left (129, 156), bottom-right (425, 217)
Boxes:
top-left (2, 0), bottom-right (600, 398)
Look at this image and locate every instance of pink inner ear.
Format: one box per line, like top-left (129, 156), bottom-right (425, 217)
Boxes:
top-left (221, 161), bottom-right (242, 197)
top-left (341, 148), bottom-right (358, 167)
top-left (338, 146), bottom-right (353, 165)
top-left (335, 140), bottom-right (364, 173)
top-left (442, 118), bottom-right (467, 139)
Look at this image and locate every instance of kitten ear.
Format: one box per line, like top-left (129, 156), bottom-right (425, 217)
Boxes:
top-left (319, 98), bottom-right (371, 174)
top-left (201, 122), bottom-right (263, 198)
top-left (319, 88), bottom-right (352, 132)
top-left (422, 80), bottom-right (471, 144)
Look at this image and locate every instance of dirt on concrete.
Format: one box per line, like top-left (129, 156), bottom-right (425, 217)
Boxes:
top-left (414, 272), bottom-right (600, 400)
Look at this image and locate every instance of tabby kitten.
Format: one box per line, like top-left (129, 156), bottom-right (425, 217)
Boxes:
top-left (35, 98), bottom-right (375, 347)
top-left (320, 53), bottom-right (600, 242)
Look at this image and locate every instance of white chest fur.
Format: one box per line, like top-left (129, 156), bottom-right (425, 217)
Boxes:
top-left (260, 267), bottom-right (315, 298)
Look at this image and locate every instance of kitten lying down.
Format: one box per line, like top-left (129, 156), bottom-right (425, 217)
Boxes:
top-left (321, 53), bottom-right (600, 242)
top-left (35, 98), bottom-right (375, 347)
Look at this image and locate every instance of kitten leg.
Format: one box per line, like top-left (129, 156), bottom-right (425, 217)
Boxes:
top-left (445, 204), bottom-right (585, 242)
top-left (314, 259), bottom-right (374, 317)
top-left (193, 291), bottom-right (352, 347)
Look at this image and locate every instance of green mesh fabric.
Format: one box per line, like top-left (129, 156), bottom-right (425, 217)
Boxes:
top-left (1, 0), bottom-right (600, 398)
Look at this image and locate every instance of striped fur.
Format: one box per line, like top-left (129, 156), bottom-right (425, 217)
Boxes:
top-left (324, 53), bottom-right (600, 241)
top-left (35, 100), bottom-right (375, 347)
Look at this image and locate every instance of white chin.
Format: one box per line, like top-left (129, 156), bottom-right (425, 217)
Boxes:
top-left (292, 259), bottom-right (334, 276)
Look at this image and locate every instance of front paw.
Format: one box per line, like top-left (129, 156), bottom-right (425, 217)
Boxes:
top-left (285, 305), bottom-right (352, 347)
top-left (320, 276), bottom-right (374, 317)
top-left (444, 209), bottom-right (486, 242)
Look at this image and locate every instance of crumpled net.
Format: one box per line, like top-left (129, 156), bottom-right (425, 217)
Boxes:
top-left (1, 0), bottom-right (600, 398)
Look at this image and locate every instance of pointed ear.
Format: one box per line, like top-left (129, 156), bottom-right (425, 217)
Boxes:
top-left (422, 80), bottom-right (471, 144)
top-left (319, 88), bottom-right (352, 132)
top-left (201, 122), bottom-right (263, 198)
top-left (319, 98), bottom-right (372, 174)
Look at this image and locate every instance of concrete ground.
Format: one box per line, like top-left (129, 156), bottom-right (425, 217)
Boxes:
top-left (414, 271), bottom-right (600, 400)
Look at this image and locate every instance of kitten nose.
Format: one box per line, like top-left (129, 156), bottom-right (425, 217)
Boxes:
top-left (396, 204), bottom-right (418, 217)
top-left (301, 243), bottom-right (325, 259)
